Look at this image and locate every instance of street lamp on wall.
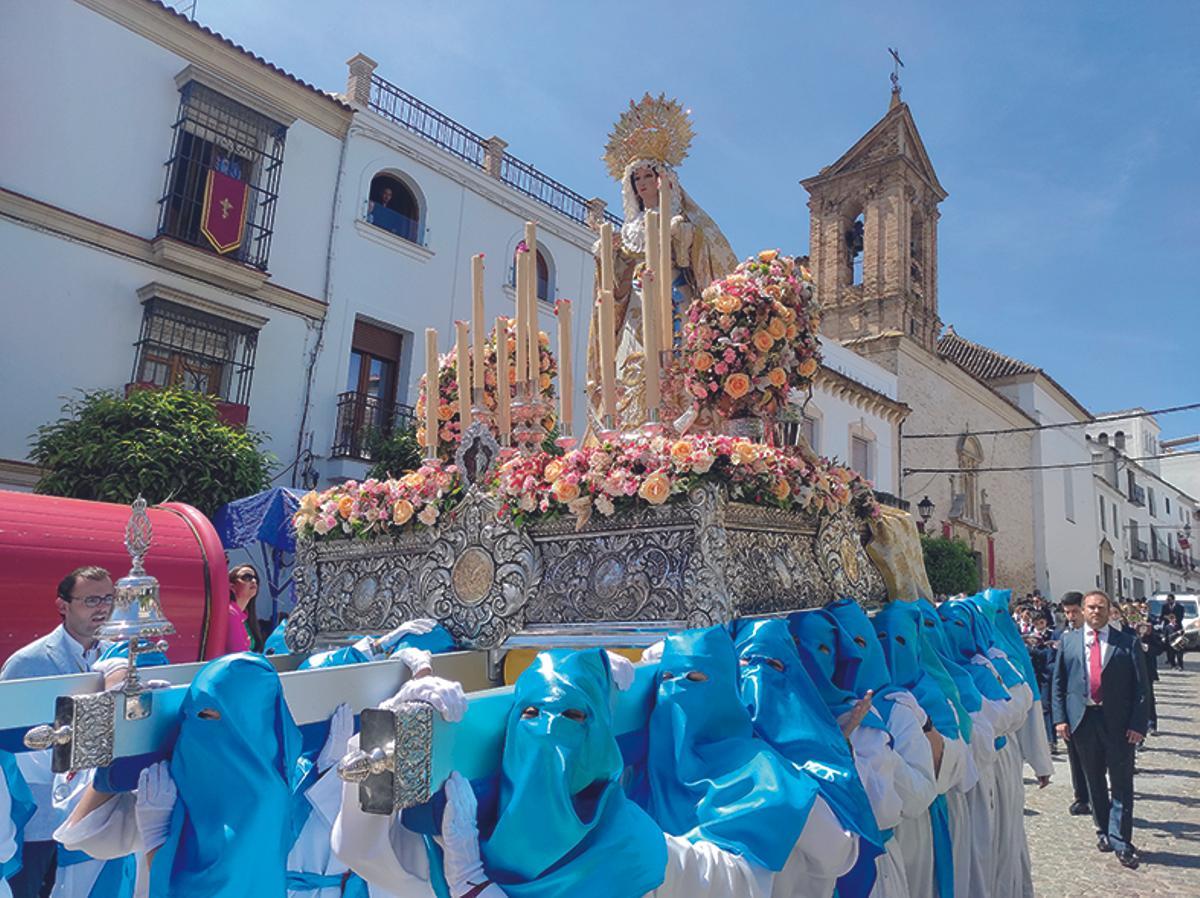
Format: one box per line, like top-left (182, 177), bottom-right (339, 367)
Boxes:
top-left (917, 495), bottom-right (934, 533)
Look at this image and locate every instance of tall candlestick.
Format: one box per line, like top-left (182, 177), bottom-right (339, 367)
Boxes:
top-left (556, 300), bottom-right (573, 433)
top-left (599, 221), bottom-right (614, 294)
top-left (524, 222), bottom-right (539, 385)
top-left (496, 316), bottom-right (511, 442)
top-left (658, 178), bottom-right (674, 352)
top-left (598, 288), bottom-right (617, 425)
top-left (455, 320), bottom-right (471, 425)
top-left (515, 247), bottom-right (528, 391)
top-left (471, 254), bottom-right (485, 391)
top-left (424, 328), bottom-right (439, 456)
top-left (642, 210), bottom-right (661, 416)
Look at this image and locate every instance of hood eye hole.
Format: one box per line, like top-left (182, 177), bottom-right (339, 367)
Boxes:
top-left (766, 658), bottom-right (785, 672)
top-left (520, 706), bottom-right (539, 719)
top-left (562, 708), bottom-right (587, 723)
top-left (923, 620), bottom-right (935, 628)
top-left (198, 708), bottom-right (221, 720)
top-left (685, 670), bottom-right (709, 682)
top-left (954, 621), bottom-right (966, 628)
top-left (853, 635), bottom-right (868, 647)
top-left (817, 643), bottom-right (831, 654)
top-left (896, 635), bottom-right (907, 646)
top-left (661, 671), bottom-right (676, 681)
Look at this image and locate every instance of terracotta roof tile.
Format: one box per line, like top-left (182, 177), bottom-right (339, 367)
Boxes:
top-left (937, 327), bottom-right (1038, 381)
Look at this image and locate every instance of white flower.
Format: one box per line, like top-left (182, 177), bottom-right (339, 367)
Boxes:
top-left (595, 494), bottom-right (616, 516)
top-left (418, 504), bottom-right (440, 526)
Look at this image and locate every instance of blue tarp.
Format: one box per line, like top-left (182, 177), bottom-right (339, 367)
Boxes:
top-left (212, 487), bottom-right (304, 619)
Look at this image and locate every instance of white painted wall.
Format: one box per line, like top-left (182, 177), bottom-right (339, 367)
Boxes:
top-left (0, 0), bottom-right (344, 480)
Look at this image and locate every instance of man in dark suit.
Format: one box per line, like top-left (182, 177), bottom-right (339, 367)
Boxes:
top-left (1053, 589), bottom-right (1148, 869)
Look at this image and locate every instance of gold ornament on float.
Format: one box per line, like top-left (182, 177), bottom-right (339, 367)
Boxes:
top-left (603, 93), bottom-right (695, 180)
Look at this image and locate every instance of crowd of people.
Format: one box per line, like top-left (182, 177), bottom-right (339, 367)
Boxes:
top-left (0, 563), bottom-right (1173, 897)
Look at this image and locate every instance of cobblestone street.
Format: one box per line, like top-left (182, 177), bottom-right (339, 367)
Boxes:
top-left (1027, 666), bottom-right (1200, 897)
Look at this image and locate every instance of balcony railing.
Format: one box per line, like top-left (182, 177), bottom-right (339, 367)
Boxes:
top-left (331, 391), bottom-right (415, 461)
top-left (1133, 541), bottom-right (1149, 561)
top-left (367, 74), bottom-right (622, 231)
top-left (1129, 484), bottom-right (1146, 507)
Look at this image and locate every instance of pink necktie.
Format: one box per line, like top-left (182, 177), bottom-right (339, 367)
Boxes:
top-left (1088, 632), bottom-right (1103, 704)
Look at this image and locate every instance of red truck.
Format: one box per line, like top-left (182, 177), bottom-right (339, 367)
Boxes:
top-left (0, 491), bottom-right (229, 665)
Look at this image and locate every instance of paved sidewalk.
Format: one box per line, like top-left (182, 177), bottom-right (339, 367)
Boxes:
top-left (1026, 666), bottom-right (1200, 897)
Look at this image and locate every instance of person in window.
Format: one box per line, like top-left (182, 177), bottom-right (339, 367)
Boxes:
top-left (367, 186), bottom-right (394, 226)
top-left (213, 153), bottom-right (242, 180)
top-left (226, 564), bottom-right (264, 654)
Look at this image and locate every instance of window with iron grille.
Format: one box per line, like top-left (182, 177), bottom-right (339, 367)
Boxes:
top-left (132, 299), bottom-right (258, 405)
top-left (158, 81), bottom-right (287, 271)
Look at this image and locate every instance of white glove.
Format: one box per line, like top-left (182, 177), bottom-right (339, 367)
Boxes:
top-left (393, 647), bottom-right (434, 677)
top-left (986, 647), bottom-right (1009, 661)
top-left (890, 691), bottom-right (929, 727)
top-left (377, 618), bottom-right (440, 652)
top-left (317, 702), bottom-right (355, 772)
top-left (442, 771), bottom-right (491, 896)
top-left (381, 676), bottom-right (467, 722)
top-left (605, 652), bottom-right (635, 691)
top-left (639, 641), bottom-right (664, 665)
top-left (135, 762), bottom-right (176, 852)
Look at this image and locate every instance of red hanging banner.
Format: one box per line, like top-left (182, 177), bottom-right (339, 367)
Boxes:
top-left (199, 169), bottom-right (249, 255)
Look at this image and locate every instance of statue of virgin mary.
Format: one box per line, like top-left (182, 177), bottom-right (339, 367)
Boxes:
top-left (586, 94), bottom-right (739, 432)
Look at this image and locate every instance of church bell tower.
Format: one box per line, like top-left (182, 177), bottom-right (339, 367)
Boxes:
top-left (802, 89), bottom-right (947, 352)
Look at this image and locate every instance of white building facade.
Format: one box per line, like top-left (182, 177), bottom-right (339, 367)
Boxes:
top-left (1088, 412), bottom-right (1198, 598)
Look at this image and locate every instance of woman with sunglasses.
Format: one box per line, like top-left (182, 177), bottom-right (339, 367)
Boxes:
top-left (227, 564), bottom-right (265, 654)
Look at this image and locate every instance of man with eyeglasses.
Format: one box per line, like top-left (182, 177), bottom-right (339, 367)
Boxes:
top-left (1, 566), bottom-right (117, 898)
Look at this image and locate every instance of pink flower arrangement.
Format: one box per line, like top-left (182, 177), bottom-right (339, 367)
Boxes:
top-left (414, 319), bottom-right (557, 459)
top-left (294, 436), bottom-right (880, 541)
top-left (682, 250), bottom-right (821, 421)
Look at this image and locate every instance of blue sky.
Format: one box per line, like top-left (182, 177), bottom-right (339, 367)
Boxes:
top-left (184, 0), bottom-right (1199, 439)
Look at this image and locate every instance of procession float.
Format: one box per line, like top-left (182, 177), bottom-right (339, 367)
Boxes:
top-left (2, 95), bottom-right (934, 820)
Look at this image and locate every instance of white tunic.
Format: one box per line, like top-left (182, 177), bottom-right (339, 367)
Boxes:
top-left (53, 790), bottom-right (148, 898)
top-left (331, 749), bottom-right (857, 898)
top-left (884, 697), bottom-right (937, 898)
top-left (50, 770), bottom-right (136, 898)
top-left (1, 764), bottom-right (16, 898)
top-left (844, 712), bottom-right (908, 898)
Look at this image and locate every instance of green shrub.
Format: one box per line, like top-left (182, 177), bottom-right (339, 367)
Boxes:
top-left (921, 535), bottom-right (981, 595)
top-left (365, 426), bottom-right (423, 480)
top-left (30, 388), bottom-right (273, 517)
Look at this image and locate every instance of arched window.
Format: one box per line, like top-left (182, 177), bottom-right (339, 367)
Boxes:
top-left (843, 208), bottom-right (865, 287)
top-left (1114, 431), bottom-right (1126, 452)
top-left (511, 245), bottom-right (554, 303)
top-left (909, 212), bottom-right (924, 295)
top-left (367, 173), bottom-right (421, 243)
top-left (957, 434), bottom-right (984, 523)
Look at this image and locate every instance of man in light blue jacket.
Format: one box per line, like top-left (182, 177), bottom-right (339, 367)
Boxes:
top-left (1, 566), bottom-right (114, 898)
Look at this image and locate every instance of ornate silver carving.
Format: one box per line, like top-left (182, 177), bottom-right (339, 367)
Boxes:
top-left (816, 512), bottom-right (883, 603)
top-left (419, 491), bottom-right (537, 648)
top-left (124, 495), bottom-right (152, 573)
top-left (343, 702), bottom-right (435, 815)
top-left (26, 692), bottom-right (116, 773)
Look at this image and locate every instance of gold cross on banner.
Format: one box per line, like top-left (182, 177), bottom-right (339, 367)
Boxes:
top-left (220, 197), bottom-right (233, 219)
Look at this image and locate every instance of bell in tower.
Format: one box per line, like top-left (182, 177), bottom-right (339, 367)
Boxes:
top-left (801, 84), bottom-right (947, 352)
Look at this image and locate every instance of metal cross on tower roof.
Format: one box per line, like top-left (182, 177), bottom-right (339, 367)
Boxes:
top-left (888, 47), bottom-right (905, 99)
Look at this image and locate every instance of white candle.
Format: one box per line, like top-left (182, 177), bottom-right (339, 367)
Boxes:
top-left (455, 320), bottom-right (471, 425)
top-left (424, 328), bottom-right (439, 455)
top-left (515, 247), bottom-right (528, 392)
top-left (598, 288), bottom-right (616, 424)
top-left (524, 222), bottom-right (539, 386)
top-left (471, 254), bottom-right (485, 391)
top-left (642, 210), bottom-right (661, 415)
top-left (496, 316), bottom-right (511, 440)
top-left (599, 221), bottom-right (614, 294)
top-left (557, 299), bottom-right (573, 433)
top-left (658, 177), bottom-right (673, 352)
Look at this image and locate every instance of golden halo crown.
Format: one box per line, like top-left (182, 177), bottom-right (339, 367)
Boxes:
top-left (603, 93), bottom-right (694, 181)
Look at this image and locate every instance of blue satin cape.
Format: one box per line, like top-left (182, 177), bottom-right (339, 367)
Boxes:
top-left (789, 609), bottom-right (888, 730)
top-left (734, 619), bottom-right (882, 897)
top-left (937, 602), bottom-right (1014, 702)
top-left (149, 653), bottom-right (303, 898)
top-left (640, 626), bottom-right (819, 872)
top-left (1, 751), bottom-right (35, 880)
top-left (480, 649), bottom-right (666, 898)
top-left (916, 599), bottom-right (985, 719)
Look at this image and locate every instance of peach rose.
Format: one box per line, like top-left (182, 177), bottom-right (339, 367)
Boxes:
top-left (551, 479), bottom-right (580, 503)
top-left (670, 440), bottom-right (693, 463)
top-left (767, 318), bottom-right (787, 340)
top-left (418, 504), bottom-right (440, 526)
top-left (767, 367), bottom-right (788, 388)
top-left (713, 293), bottom-right (741, 314)
top-left (637, 471), bottom-right (672, 505)
top-left (543, 459), bottom-right (565, 483)
top-left (540, 373), bottom-right (552, 391)
top-left (758, 249), bottom-right (779, 262)
top-left (786, 325), bottom-right (799, 340)
top-left (337, 496), bottom-right (354, 518)
top-left (300, 490), bottom-right (320, 512)
top-left (392, 499), bottom-right (414, 526)
top-left (753, 331), bottom-right (775, 352)
top-left (773, 479), bottom-right (791, 501)
top-left (798, 357), bottom-right (819, 378)
top-left (693, 351), bottom-right (714, 372)
top-left (732, 440), bottom-right (757, 465)
top-left (723, 373), bottom-right (752, 399)
top-left (438, 403), bottom-right (455, 421)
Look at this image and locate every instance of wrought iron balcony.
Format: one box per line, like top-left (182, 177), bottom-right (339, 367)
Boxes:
top-left (1133, 541), bottom-right (1149, 561)
top-left (331, 391), bottom-right (415, 461)
top-left (1129, 484), bottom-right (1146, 507)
